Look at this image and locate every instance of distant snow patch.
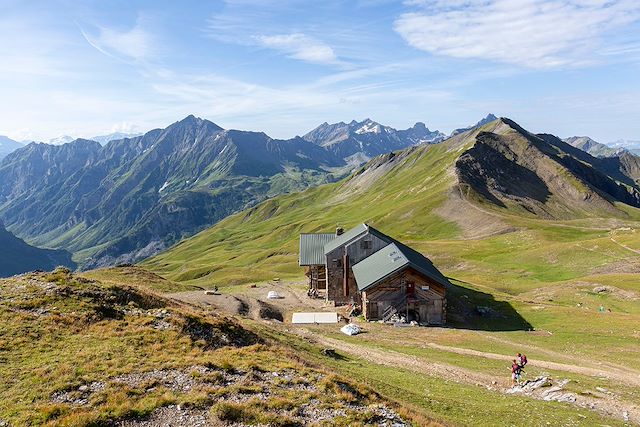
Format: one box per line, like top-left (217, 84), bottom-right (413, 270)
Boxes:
top-left (355, 122), bottom-right (381, 135)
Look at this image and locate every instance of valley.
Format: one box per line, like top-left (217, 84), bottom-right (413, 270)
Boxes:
top-left (0, 116), bottom-right (442, 273)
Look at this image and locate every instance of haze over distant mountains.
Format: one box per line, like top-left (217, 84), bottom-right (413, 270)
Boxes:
top-left (41, 131), bottom-right (144, 146)
top-left (0, 135), bottom-right (23, 160)
top-left (0, 115), bottom-right (443, 272)
top-left (564, 136), bottom-right (625, 158)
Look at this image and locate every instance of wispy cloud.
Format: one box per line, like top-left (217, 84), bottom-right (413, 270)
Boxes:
top-left (254, 33), bottom-right (338, 64)
top-left (81, 15), bottom-right (157, 62)
top-left (206, 1), bottom-right (347, 66)
top-left (394, 0), bottom-right (640, 68)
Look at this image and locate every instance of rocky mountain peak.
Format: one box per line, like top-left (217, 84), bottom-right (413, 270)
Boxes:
top-left (451, 113), bottom-right (500, 137)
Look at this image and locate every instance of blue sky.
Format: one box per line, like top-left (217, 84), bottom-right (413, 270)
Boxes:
top-left (1, 0), bottom-right (639, 143)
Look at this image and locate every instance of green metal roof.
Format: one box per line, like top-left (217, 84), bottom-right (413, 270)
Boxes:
top-left (299, 233), bottom-right (335, 266)
top-left (323, 223), bottom-right (369, 254)
top-left (352, 242), bottom-right (451, 292)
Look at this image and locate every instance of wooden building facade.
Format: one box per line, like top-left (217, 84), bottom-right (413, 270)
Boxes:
top-left (299, 224), bottom-right (449, 325)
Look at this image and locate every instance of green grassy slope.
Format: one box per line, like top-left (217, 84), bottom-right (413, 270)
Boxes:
top-left (142, 118), bottom-right (640, 392)
top-left (143, 139), bottom-right (463, 286)
top-left (143, 120), bottom-right (640, 293)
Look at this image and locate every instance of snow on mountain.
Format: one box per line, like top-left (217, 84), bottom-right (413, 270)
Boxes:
top-left (302, 119), bottom-right (445, 162)
top-left (355, 119), bottom-right (382, 135)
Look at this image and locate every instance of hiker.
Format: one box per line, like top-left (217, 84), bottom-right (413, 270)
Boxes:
top-left (214, 285), bottom-right (218, 294)
top-left (511, 359), bottom-right (522, 386)
top-left (516, 352), bottom-right (528, 370)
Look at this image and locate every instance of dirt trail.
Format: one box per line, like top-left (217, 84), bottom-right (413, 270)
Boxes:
top-left (610, 236), bottom-right (640, 255)
top-left (167, 280), bottom-right (327, 322)
top-left (296, 330), bottom-right (640, 425)
top-left (423, 342), bottom-right (640, 388)
top-left (476, 332), bottom-right (640, 381)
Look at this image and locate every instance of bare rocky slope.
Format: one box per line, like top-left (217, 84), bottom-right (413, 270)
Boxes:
top-left (456, 118), bottom-right (640, 219)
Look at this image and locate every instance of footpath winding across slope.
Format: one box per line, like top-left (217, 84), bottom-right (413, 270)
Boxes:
top-left (294, 330), bottom-right (640, 425)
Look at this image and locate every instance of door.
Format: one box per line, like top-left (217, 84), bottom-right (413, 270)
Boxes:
top-left (428, 299), bottom-right (443, 325)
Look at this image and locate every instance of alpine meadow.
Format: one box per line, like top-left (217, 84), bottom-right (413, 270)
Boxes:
top-left (1, 1), bottom-right (639, 427)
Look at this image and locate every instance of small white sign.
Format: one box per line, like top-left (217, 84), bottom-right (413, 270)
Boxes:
top-left (292, 312), bottom-right (339, 324)
top-left (421, 286), bottom-right (430, 291)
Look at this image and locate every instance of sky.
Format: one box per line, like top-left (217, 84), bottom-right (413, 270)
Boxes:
top-left (1, 0), bottom-right (639, 144)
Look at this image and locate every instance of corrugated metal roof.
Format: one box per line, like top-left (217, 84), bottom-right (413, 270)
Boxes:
top-left (299, 233), bottom-right (335, 266)
top-left (352, 242), bottom-right (451, 292)
top-left (323, 223), bottom-right (369, 254)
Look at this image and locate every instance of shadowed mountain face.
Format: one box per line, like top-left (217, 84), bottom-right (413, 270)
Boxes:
top-left (455, 118), bottom-right (640, 218)
top-left (0, 115), bottom-right (444, 269)
top-left (0, 222), bottom-right (75, 277)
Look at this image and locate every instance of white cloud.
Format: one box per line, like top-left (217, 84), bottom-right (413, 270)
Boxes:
top-left (109, 121), bottom-right (142, 134)
top-left (81, 16), bottom-right (156, 61)
top-left (254, 33), bottom-right (338, 64)
top-left (394, 0), bottom-right (640, 68)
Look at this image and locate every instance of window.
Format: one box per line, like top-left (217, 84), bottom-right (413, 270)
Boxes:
top-left (360, 239), bottom-right (372, 250)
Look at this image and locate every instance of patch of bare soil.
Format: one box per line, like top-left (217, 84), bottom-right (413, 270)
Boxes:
top-left (591, 259), bottom-right (640, 274)
top-left (168, 281), bottom-right (333, 323)
top-left (117, 405), bottom-right (213, 427)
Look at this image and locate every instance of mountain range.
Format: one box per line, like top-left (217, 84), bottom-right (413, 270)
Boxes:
top-left (0, 115), bottom-right (442, 274)
top-left (145, 116), bottom-right (640, 286)
top-left (302, 118), bottom-right (445, 164)
top-left (4, 113), bottom-right (639, 277)
top-left (564, 136), bottom-right (626, 157)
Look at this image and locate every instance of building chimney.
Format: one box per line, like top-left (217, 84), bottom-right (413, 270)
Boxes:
top-left (336, 227), bottom-right (344, 236)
